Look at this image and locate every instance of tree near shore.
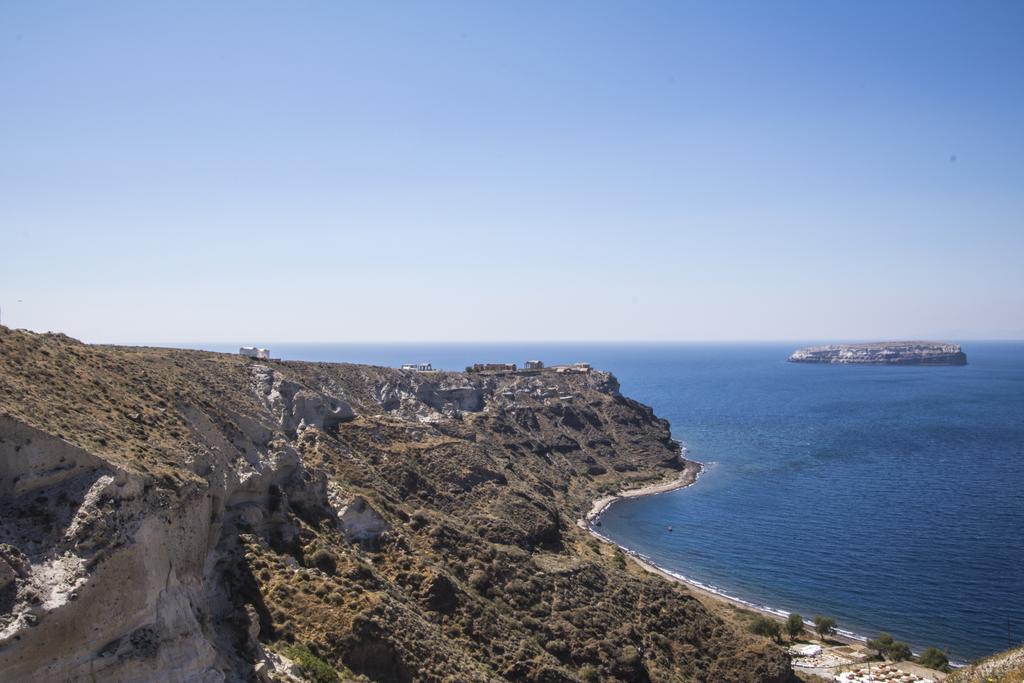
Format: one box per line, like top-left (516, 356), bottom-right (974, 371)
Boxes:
top-left (866, 633), bottom-right (913, 662)
top-left (785, 613), bottom-right (805, 639)
top-left (749, 615), bottom-right (783, 643)
top-left (813, 615), bottom-right (836, 640)
top-left (867, 632), bottom-right (894, 659)
top-left (917, 647), bottom-right (950, 671)
top-left (887, 641), bottom-right (912, 662)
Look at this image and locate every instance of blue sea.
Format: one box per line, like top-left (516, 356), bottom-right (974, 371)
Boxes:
top-left (187, 341), bottom-right (1024, 662)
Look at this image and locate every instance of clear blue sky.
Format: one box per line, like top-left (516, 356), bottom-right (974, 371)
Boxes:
top-left (2, 2), bottom-right (1022, 342)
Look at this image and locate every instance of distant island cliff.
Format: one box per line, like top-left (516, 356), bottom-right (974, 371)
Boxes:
top-left (789, 341), bottom-right (967, 365)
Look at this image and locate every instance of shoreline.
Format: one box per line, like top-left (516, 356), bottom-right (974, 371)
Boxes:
top-left (582, 459), bottom-right (882, 651)
top-left (584, 458), bottom-right (705, 523)
top-left (583, 459), bottom-right (954, 677)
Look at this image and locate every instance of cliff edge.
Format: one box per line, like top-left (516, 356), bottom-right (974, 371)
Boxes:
top-left (947, 645), bottom-right (1024, 683)
top-left (0, 327), bottom-right (790, 683)
top-left (789, 341), bottom-right (967, 365)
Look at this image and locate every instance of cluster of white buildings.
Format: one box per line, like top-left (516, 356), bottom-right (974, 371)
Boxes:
top-left (553, 362), bottom-right (591, 373)
top-left (401, 359), bottom-right (591, 374)
top-left (468, 362), bottom-right (518, 373)
top-left (401, 363), bottom-right (434, 372)
top-left (235, 351), bottom-right (594, 377)
top-left (234, 350), bottom-right (596, 377)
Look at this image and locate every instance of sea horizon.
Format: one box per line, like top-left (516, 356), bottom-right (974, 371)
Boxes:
top-left (114, 338), bottom-right (1024, 349)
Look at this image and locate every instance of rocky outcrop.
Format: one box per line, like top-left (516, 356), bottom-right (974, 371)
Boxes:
top-left (251, 366), bottom-right (355, 434)
top-left (948, 644), bottom-right (1024, 682)
top-left (789, 341), bottom-right (967, 365)
top-left (373, 375), bottom-right (484, 420)
top-left (0, 415), bottom-right (109, 498)
top-left (0, 327), bottom-right (791, 682)
top-left (330, 491), bottom-right (389, 544)
top-left (0, 436), bottom-right (222, 682)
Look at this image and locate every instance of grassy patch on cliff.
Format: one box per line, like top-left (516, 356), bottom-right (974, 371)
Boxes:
top-left (280, 644), bottom-right (344, 683)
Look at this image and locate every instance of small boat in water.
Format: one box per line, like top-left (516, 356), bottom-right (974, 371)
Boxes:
top-left (667, 526), bottom-right (673, 532)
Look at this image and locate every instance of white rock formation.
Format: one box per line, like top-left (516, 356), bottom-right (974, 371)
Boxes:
top-left (251, 366), bottom-right (355, 434)
top-left (0, 360), bottom-right (507, 681)
top-left (327, 484), bottom-right (388, 544)
top-left (0, 409), bottom-right (313, 682)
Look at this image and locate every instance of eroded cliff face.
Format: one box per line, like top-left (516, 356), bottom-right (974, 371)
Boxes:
top-left (0, 328), bottom-right (791, 682)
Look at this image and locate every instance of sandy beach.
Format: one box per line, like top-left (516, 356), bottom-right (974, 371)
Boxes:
top-left (584, 458), bottom-right (704, 522)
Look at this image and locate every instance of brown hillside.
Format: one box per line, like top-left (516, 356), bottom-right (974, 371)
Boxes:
top-left (0, 327), bottom-right (790, 682)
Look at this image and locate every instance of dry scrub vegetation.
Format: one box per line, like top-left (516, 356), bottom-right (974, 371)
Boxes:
top-left (0, 327), bottom-right (791, 682)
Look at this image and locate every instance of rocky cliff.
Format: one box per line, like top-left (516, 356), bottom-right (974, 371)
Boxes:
top-left (0, 327), bottom-right (790, 682)
top-left (788, 342), bottom-right (967, 365)
top-left (948, 645), bottom-right (1024, 683)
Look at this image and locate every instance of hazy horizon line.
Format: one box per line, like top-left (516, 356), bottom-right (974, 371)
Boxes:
top-left (114, 338), bottom-right (1024, 347)
top-left (6, 325), bottom-right (1022, 346)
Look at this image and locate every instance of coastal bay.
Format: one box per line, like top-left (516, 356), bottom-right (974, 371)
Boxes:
top-left (584, 464), bottom-right (953, 675)
top-left (591, 342), bottom-right (1024, 663)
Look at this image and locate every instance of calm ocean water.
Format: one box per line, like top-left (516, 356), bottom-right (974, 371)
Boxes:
top-left (187, 341), bottom-right (1024, 662)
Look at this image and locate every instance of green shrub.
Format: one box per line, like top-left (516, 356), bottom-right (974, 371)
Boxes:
top-left (917, 646), bottom-right (949, 671)
top-left (410, 510), bottom-right (429, 530)
top-left (867, 632), bottom-right (894, 658)
top-left (749, 615), bottom-right (782, 642)
top-left (888, 641), bottom-right (912, 662)
top-left (282, 644), bottom-right (341, 683)
top-left (813, 615), bottom-right (836, 639)
top-left (785, 613), bottom-right (804, 639)
top-left (617, 645), bottom-right (640, 668)
top-left (310, 549), bottom-right (337, 574)
top-left (468, 570), bottom-right (489, 592)
top-left (544, 638), bottom-right (569, 657)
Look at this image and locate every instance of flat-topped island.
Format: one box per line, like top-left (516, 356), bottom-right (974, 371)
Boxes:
top-left (789, 341), bottom-right (967, 365)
